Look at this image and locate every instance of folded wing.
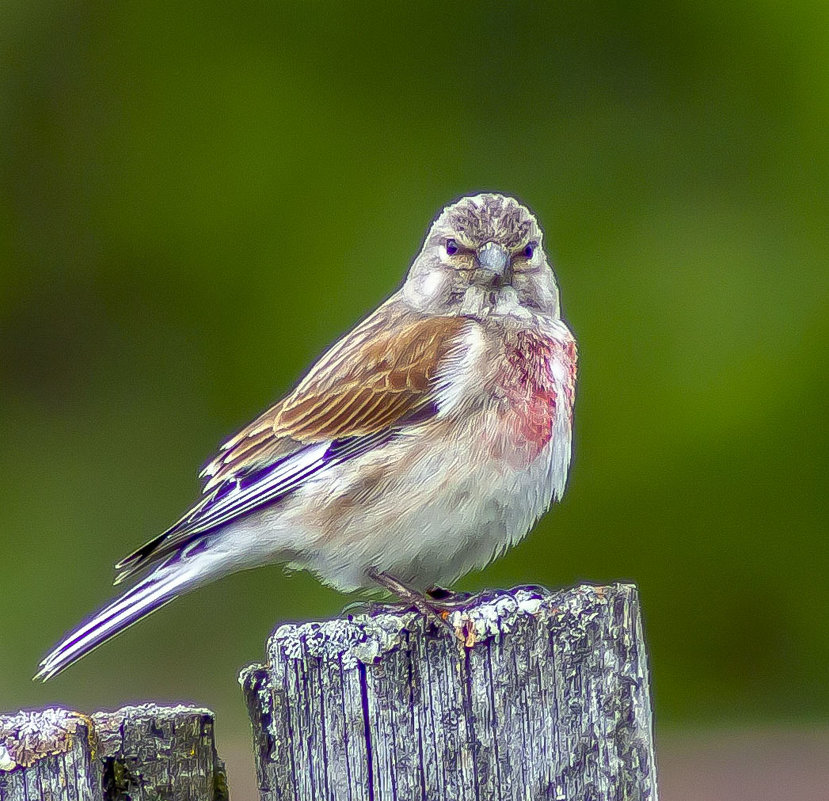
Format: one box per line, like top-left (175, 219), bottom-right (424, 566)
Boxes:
top-left (115, 311), bottom-right (470, 581)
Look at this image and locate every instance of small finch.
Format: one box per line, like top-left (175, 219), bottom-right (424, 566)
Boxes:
top-left (37, 193), bottom-right (577, 680)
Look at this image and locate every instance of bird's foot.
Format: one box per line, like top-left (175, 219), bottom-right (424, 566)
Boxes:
top-left (347, 575), bottom-right (553, 637)
top-left (345, 582), bottom-right (551, 619)
top-left (365, 570), bottom-right (460, 637)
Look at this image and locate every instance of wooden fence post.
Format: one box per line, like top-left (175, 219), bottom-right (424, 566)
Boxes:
top-left (240, 582), bottom-right (658, 801)
top-left (0, 704), bottom-right (227, 801)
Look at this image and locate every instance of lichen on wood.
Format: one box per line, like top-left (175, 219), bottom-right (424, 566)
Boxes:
top-left (241, 582), bottom-right (658, 801)
top-left (0, 704), bottom-right (227, 801)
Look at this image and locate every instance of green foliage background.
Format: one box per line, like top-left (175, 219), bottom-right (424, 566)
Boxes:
top-left (2, 0), bottom-right (827, 763)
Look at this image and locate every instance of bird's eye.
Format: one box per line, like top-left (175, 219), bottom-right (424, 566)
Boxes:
top-left (445, 238), bottom-right (459, 256)
top-left (523, 242), bottom-right (537, 259)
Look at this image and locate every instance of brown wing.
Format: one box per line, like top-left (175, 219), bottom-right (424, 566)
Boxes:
top-left (202, 310), bottom-right (470, 489)
top-left (115, 309), bottom-right (471, 581)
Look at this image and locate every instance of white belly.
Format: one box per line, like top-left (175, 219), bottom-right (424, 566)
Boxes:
top-left (264, 401), bottom-right (571, 593)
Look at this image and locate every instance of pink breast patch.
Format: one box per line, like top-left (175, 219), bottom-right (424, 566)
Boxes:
top-left (494, 331), bottom-right (576, 466)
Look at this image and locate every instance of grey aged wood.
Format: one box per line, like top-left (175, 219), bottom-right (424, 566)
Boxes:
top-left (0, 708), bottom-right (97, 801)
top-left (0, 704), bottom-right (228, 801)
top-left (241, 583), bottom-right (658, 801)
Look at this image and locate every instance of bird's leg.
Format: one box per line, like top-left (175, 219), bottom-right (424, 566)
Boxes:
top-left (366, 569), bottom-right (459, 634)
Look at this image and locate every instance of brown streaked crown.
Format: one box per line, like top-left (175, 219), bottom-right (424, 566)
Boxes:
top-left (439, 194), bottom-right (540, 250)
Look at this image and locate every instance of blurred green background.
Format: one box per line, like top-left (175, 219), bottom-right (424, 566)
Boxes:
top-left (2, 0), bottom-right (827, 793)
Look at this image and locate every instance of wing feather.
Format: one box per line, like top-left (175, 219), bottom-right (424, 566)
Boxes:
top-left (115, 310), bottom-right (472, 581)
top-left (209, 312), bottom-right (469, 482)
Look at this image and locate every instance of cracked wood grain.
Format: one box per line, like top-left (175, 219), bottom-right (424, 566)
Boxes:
top-left (0, 704), bottom-right (227, 801)
top-left (240, 583), bottom-right (658, 801)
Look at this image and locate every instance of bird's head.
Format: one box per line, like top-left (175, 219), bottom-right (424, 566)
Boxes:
top-left (403, 193), bottom-right (561, 320)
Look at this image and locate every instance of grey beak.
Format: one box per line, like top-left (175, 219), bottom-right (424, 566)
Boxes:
top-left (477, 242), bottom-right (509, 275)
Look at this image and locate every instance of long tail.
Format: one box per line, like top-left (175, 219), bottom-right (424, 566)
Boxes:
top-left (35, 553), bottom-right (206, 681)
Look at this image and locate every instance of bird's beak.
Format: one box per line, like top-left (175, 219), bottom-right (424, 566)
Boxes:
top-left (476, 242), bottom-right (510, 276)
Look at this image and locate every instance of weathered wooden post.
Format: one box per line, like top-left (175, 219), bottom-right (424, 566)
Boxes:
top-left (0, 704), bottom-right (227, 801)
top-left (240, 582), bottom-right (658, 801)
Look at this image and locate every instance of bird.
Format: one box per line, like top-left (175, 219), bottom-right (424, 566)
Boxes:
top-left (36, 193), bottom-right (577, 681)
